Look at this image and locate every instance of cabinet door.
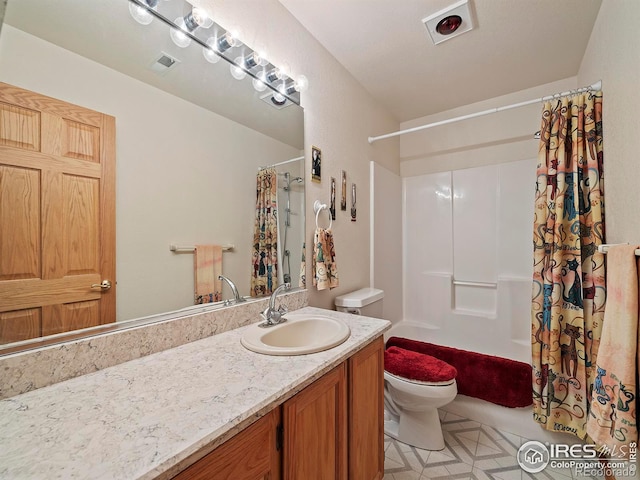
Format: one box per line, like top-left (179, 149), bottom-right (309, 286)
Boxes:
top-left (348, 337), bottom-right (384, 480)
top-left (283, 363), bottom-right (347, 480)
top-left (173, 407), bottom-right (281, 480)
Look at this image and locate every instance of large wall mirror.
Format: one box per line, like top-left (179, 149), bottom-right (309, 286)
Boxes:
top-left (0, 0), bottom-right (305, 354)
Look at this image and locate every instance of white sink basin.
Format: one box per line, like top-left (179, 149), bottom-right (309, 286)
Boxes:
top-left (241, 313), bottom-right (351, 355)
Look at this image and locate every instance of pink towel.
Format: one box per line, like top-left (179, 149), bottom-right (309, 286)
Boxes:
top-left (586, 245), bottom-right (639, 457)
top-left (194, 245), bottom-right (222, 304)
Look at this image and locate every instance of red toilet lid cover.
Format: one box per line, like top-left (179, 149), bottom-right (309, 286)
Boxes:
top-left (385, 346), bottom-right (457, 383)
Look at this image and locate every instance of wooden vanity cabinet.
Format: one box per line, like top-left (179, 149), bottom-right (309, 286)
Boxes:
top-left (172, 408), bottom-right (281, 480)
top-left (283, 363), bottom-right (348, 480)
top-left (348, 337), bottom-right (385, 480)
top-left (172, 337), bottom-right (384, 480)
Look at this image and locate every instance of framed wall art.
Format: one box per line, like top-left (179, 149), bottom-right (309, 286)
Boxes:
top-left (341, 170), bottom-right (347, 211)
top-left (330, 177), bottom-right (336, 220)
top-left (351, 183), bottom-right (357, 222)
top-left (311, 146), bottom-right (321, 182)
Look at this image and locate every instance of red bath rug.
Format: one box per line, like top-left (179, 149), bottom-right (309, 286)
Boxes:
top-left (386, 337), bottom-right (532, 408)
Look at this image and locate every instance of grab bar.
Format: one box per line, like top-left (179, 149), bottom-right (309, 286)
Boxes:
top-left (170, 244), bottom-right (234, 253)
top-left (452, 280), bottom-right (497, 289)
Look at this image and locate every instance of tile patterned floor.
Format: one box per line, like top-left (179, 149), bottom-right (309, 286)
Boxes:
top-left (383, 411), bottom-right (605, 480)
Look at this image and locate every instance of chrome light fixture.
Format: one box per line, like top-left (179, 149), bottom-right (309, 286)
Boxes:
top-left (128, 0), bottom-right (307, 105)
top-left (201, 32), bottom-right (241, 63)
top-left (170, 7), bottom-right (213, 48)
top-left (129, 0), bottom-right (160, 25)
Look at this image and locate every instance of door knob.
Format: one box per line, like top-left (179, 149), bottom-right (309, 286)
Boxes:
top-left (91, 280), bottom-right (112, 290)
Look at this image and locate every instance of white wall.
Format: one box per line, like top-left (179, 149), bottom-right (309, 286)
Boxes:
top-left (0, 25), bottom-right (300, 321)
top-left (578, 0), bottom-right (640, 245)
top-left (371, 161), bottom-right (402, 322)
top-left (400, 77), bottom-right (577, 176)
top-left (192, 0), bottom-right (401, 311)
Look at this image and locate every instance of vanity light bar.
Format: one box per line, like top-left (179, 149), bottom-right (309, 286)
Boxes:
top-left (127, 0), bottom-right (303, 105)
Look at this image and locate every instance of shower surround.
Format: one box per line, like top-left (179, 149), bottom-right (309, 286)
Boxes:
top-left (401, 158), bottom-right (536, 363)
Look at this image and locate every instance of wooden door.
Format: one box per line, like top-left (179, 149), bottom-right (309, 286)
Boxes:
top-left (348, 337), bottom-right (385, 480)
top-left (0, 82), bottom-right (116, 344)
top-left (172, 408), bottom-right (281, 480)
top-left (283, 363), bottom-right (347, 480)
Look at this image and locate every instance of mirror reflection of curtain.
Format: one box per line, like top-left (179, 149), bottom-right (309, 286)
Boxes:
top-left (531, 91), bottom-right (605, 440)
top-left (251, 168), bottom-right (278, 296)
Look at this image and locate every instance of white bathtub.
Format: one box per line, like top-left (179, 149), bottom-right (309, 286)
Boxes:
top-left (384, 321), bottom-right (578, 445)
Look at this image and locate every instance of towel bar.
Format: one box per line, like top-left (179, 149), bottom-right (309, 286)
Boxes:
top-left (598, 243), bottom-right (640, 256)
top-left (170, 244), bottom-right (234, 253)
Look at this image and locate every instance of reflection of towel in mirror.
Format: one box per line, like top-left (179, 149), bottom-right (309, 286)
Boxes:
top-left (299, 242), bottom-right (306, 289)
top-left (312, 228), bottom-right (338, 290)
top-left (194, 245), bottom-right (223, 304)
top-left (586, 245), bottom-right (639, 457)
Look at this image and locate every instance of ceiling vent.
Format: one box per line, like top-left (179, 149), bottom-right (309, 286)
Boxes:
top-left (149, 52), bottom-right (180, 75)
top-left (422, 0), bottom-right (475, 45)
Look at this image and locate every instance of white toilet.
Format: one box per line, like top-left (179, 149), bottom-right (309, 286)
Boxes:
top-left (383, 352), bottom-right (457, 450)
top-left (335, 288), bottom-right (457, 451)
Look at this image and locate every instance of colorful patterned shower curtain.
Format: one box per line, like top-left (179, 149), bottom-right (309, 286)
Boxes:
top-left (251, 168), bottom-right (278, 296)
top-left (531, 91), bottom-right (606, 440)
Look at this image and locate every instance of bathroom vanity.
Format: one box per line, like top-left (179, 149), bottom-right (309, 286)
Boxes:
top-left (175, 338), bottom-right (384, 480)
top-left (0, 307), bottom-right (389, 479)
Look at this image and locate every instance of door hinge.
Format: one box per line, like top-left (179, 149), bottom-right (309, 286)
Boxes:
top-left (276, 423), bottom-right (283, 451)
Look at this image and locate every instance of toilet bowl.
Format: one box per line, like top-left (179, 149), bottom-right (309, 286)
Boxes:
top-left (383, 371), bottom-right (457, 450)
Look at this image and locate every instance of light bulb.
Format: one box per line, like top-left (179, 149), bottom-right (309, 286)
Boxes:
top-left (244, 51), bottom-right (265, 70)
top-left (294, 75), bottom-right (309, 92)
top-left (254, 50), bottom-right (269, 67)
top-left (230, 57), bottom-right (247, 80)
top-left (278, 63), bottom-right (292, 81)
top-left (170, 7), bottom-right (213, 49)
top-left (190, 7), bottom-right (213, 29)
top-left (272, 93), bottom-right (287, 105)
top-left (279, 80), bottom-right (297, 96)
top-left (202, 37), bottom-right (221, 63)
top-left (129, 0), bottom-right (158, 25)
top-left (170, 17), bottom-right (191, 48)
top-left (265, 68), bottom-right (283, 83)
top-left (217, 31), bottom-right (240, 53)
top-left (254, 48), bottom-right (269, 67)
top-left (228, 29), bottom-right (243, 47)
top-left (252, 70), bottom-right (267, 92)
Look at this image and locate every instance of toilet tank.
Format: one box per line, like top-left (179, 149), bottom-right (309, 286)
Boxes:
top-left (334, 288), bottom-right (384, 318)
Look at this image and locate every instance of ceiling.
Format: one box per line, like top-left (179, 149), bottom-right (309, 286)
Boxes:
top-left (278, 0), bottom-right (603, 122)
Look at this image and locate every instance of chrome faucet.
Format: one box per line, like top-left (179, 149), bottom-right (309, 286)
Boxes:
top-left (260, 283), bottom-right (291, 327)
top-left (218, 275), bottom-right (246, 306)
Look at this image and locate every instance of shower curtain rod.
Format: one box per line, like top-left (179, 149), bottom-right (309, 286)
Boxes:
top-left (367, 80), bottom-right (602, 144)
top-left (261, 156), bottom-right (304, 169)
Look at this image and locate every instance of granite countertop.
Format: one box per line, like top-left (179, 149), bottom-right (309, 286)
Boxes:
top-left (0, 307), bottom-right (390, 480)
